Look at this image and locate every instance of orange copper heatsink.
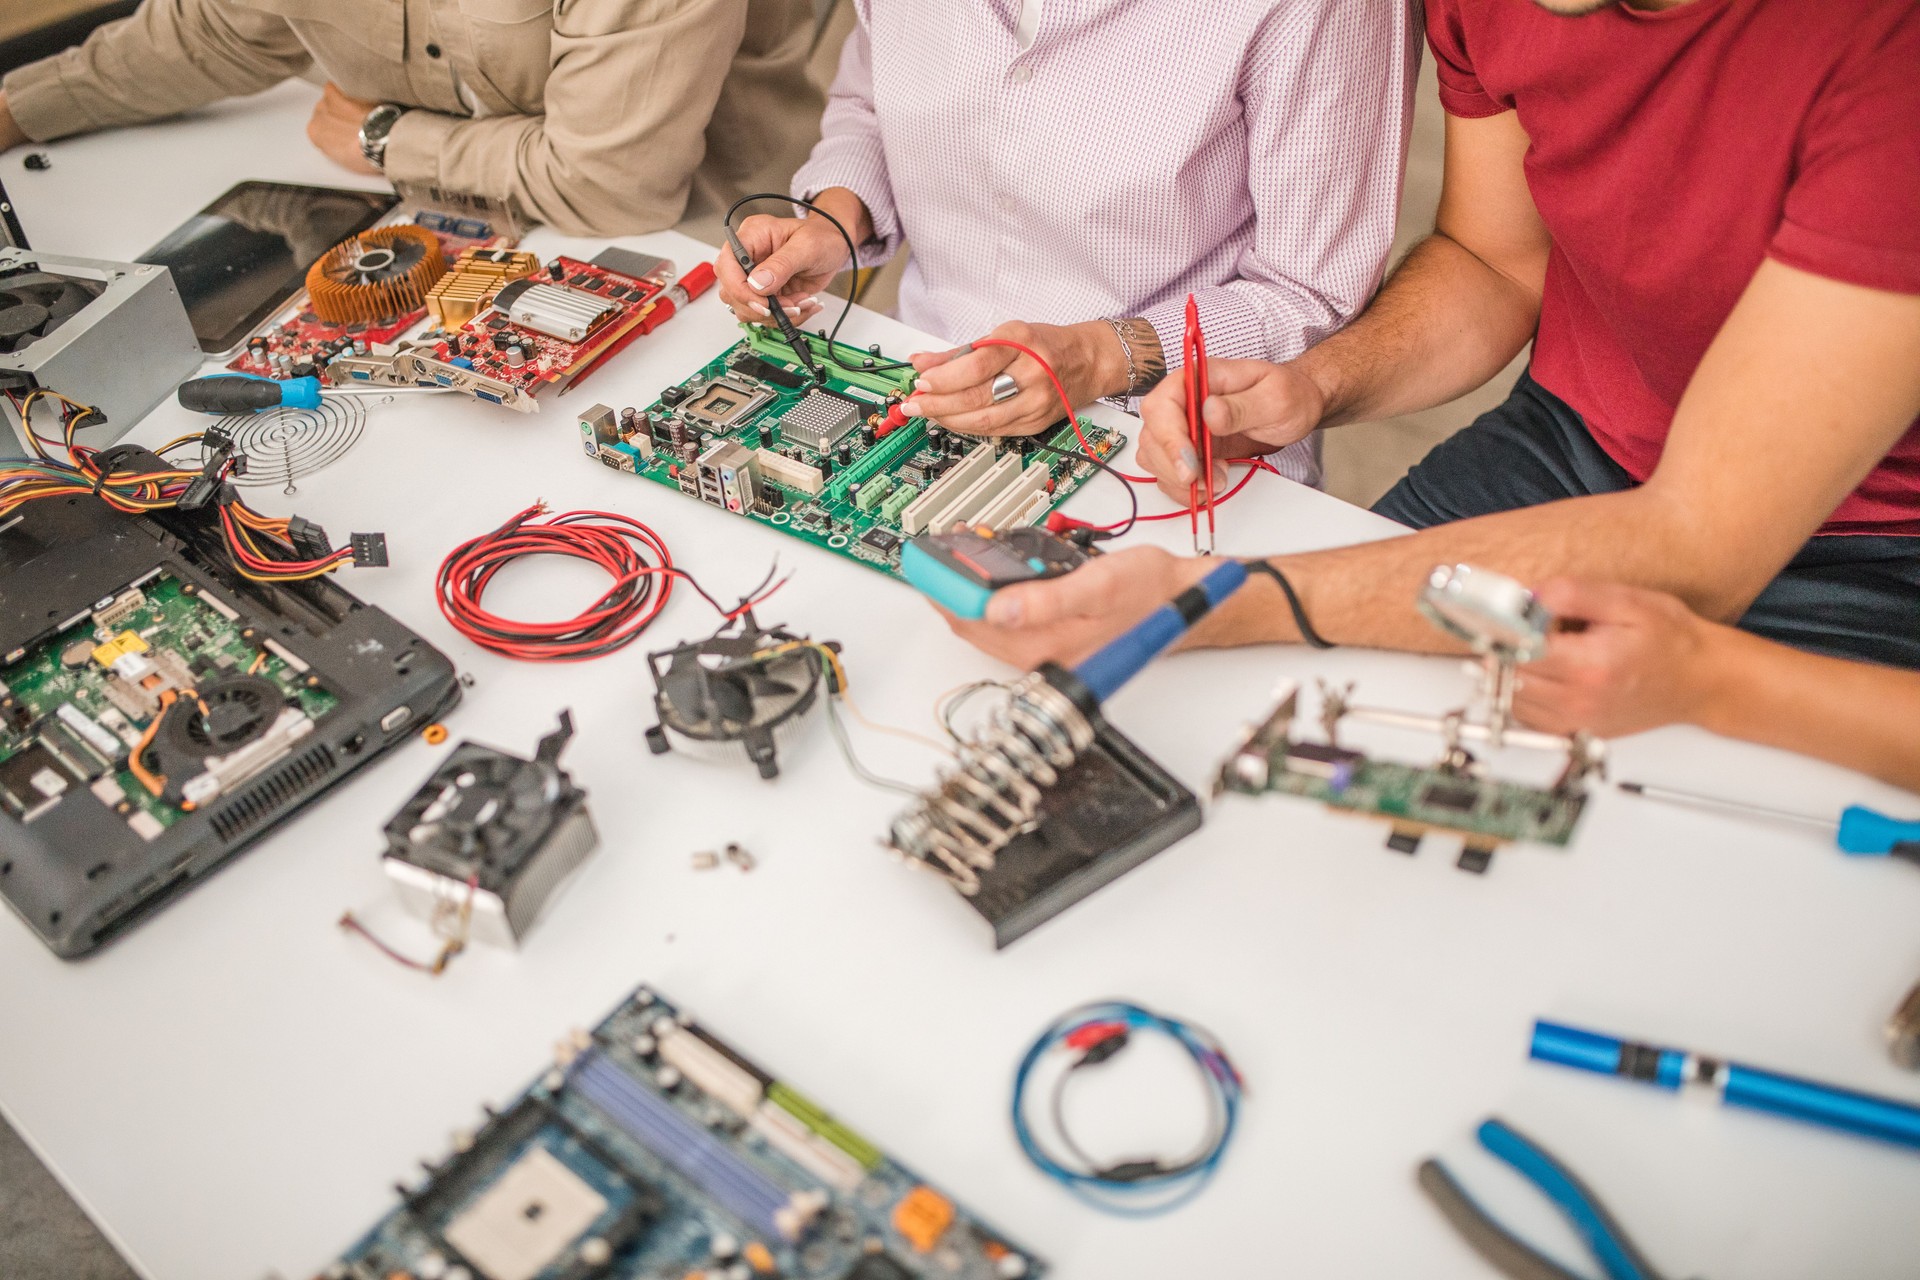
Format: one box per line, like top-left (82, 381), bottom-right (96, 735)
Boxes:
top-left (426, 247), bottom-right (542, 328)
top-left (305, 225), bottom-right (447, 325)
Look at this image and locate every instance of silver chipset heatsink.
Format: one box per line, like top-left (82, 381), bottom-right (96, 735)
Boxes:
top-left (779, 389), bottom-right (861, 452)
top-left (495, 280), bottom-right (618, 342)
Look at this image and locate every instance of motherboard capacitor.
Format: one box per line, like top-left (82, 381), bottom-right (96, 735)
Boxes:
top-left (505, 345), bottom-right (527, 368)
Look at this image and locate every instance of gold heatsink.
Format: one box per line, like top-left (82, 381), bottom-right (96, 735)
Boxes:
top-left (305, 225), bottom-right (447, 325)
top-left (426, 248), bottom-right (542, 329)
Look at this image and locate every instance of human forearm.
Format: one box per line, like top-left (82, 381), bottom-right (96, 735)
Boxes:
top-left (0, 94), bottom-right (23, 150)
top-left (1193, 486), bottom-right (1737, 653)
top-left (0, 0), bottom-right (305, 141)
top-left (1689, 629), bottom-right (1920, 795)
top-left (1301, 232), bottom-right (1542, 429)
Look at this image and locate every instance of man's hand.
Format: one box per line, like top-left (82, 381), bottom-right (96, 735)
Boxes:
top-left (0, 92), bottom-right (26, 153)
top-left (306, 82), bottom-right (381, 176)
top-left (1136, 358), bottom-right (1327, 501)
top-left (941, 546), bottom-right (1216, 669)
top-left (904, 320), bottom-right (1127, 438)
top-left (714, 215), bottom-right (853, 330)
top-left (1513, 579), bottom-right (1724, 738)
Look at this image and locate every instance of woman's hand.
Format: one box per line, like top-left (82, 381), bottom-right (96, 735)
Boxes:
top-left (713, 214), bottom-right (844, 329)
top-left (1514, 579), bottom-right (1726, 738)
top-left (904, 319), bottom-right (1128, 438)
top-left (1136, 358), bottom-right (1328, 501)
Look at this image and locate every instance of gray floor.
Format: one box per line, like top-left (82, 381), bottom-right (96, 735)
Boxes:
top-left (1, 27), bottom-right (1496, 1280)
top-left (1, 1112), bottom-right (138, 1279)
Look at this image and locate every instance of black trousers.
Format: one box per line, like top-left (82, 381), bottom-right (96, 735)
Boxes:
top-left (1372, 372), bottom-right (1920, 669)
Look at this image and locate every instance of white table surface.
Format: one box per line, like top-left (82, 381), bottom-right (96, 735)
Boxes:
top-left (3, 81), bottom-right (1918, 1280)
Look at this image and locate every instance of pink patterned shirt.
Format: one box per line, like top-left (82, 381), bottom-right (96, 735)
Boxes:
top-left (793, 0), bottom-right (1420, 484)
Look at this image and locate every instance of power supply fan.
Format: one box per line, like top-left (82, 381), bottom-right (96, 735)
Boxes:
top-left (0, 268), bottom-right (105, 354)
top-left (304, 224), bottom-right (447, 326)
top-left (644, 616), bottom-right (839, 779)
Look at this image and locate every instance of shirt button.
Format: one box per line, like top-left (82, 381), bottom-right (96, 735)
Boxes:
top-left (1010, 64), bottom-right (1032, 84)
top-left (424, 42), bottom-right (443, 58)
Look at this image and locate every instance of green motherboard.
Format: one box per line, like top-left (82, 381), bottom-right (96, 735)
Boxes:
top-left (1215, 690), bottom-right (1588, 859)
top-left (1227, 752), bottom-right (1586, 848)
top-left (0, 574), bottom-right (337, 835)
top-left (581, 327), bottom-right (1124, 581)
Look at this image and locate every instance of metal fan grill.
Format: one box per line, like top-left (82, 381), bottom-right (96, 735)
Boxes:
top-left (204, 397), bottom-right (367, 494)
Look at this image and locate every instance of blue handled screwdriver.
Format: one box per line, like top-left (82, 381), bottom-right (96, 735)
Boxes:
top-left (176, 373), bottom-right (438, 415)
top-left (1617, 780), bottom-right (1920, 863)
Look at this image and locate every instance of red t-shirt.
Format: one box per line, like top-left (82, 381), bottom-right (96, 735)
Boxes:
top-left (1428, 0), bottom-right (1920, 536)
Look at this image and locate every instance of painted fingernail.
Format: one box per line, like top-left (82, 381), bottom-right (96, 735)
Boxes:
top-left (750, 301), bottom-right (770, 317)
top-left (986, 594), bottom-right (1024, 627)
top-left (902, 399), bottom-right (924, 417)
top-left (746, 271), bottom-right (772, 292)
top-left (1177, 445), bottom-right (1199, 481)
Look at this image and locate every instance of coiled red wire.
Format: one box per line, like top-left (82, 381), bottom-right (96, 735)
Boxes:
top-left (437, 505), bottom-right (781, 661)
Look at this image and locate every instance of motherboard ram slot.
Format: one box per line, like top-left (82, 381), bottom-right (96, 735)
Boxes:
top-left (741, 327), bottom-right (916, 399)
top-left (825, 419), bottom-right (925, 502)
top-left (568, 1052), bottom-right (802, 1241)
top-left (765, 1082), bottom-right (884, 1172)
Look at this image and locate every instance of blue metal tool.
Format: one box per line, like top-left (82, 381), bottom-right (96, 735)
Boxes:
top-left (1531, 1019), bottom-right (1920, 1151)
top-left (1617, 781), bottom-right (1920, 862)
top-left (1419, 1117), bottom-right (1670, 1280)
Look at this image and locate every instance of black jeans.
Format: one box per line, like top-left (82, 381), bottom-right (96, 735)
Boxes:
top-left (1372, 372), bottom-right (1920, 669)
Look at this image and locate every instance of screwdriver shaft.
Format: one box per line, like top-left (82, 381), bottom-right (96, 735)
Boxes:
top-left (1617, 781), bottom-right (1837, 833)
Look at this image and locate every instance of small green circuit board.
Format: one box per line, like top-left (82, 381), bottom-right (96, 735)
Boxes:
top-left (584, 327), bottom-right (1124, 581)
top-left (1239, 754), bottom-right (1586, 847)
top-left (0, 574), bottom-right (335, 831)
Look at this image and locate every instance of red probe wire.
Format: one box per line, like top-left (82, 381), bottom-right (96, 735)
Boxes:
top-left (435, 504), bottom-right (785, 662)
top-left (1183, 295), bottom-right (1216, 552)
top-left (961, 334), bottom-right (1275, 538)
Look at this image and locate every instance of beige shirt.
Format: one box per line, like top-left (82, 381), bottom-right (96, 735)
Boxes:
top-left (2, 0), bottom-right (824, 237)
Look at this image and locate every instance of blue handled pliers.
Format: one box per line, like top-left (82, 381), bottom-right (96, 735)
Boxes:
top-left (1419, 1118), bottom-right (1677, 1280)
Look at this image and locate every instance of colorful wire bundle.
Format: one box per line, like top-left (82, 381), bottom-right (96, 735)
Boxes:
top-left (435, 503), bottom-right (785, 661)
top-left (1, 389), bottom-right (359, 582)
top-left (1012, 1000), bottom-right (1245, 1217)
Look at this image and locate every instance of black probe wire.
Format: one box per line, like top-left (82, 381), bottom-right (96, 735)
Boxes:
top-left (723, 192), bottom-right (916, 375)
top-left (1046, 1047), bottom-right (1230, 1182)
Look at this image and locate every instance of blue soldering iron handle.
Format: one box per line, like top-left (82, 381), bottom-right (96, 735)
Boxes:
top-left (1073, 560), bottom-right (1248, 705)
top-left (1723, 1064), bottom-right (1920, 1150)
top-left (1530, 1020), bottom-right (1687, 1089)
top-left (1836, 805), bottom-right (1920, 857)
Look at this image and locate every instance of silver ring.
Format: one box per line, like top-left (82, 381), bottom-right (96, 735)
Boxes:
top-left (991, 373), bottom-right (1019, 403)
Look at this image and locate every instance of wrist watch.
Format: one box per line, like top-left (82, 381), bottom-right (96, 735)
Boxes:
top-left (358, 102), bottom-right (405, 171)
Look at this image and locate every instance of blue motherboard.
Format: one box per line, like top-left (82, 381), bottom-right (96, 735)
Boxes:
top-left (318, 985), bottom-right (1043, 1280)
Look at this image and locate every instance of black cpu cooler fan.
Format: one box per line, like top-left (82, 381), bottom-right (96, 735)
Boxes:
top-left (380, 711), bottom-right (598, 948)
top-left (0, 268), bottom-right (105, 356)
top-left (644, 616), bottom-right (839, 779)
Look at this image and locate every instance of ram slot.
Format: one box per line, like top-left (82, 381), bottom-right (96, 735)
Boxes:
top-left (924, 451), bottom-right (1025, 535)
top-left (750, 1102), bottom-right (866, 1191)
top-left (974, 460), bottom-right (1053, 531)
top-left (826, 421), bottom-right (925, 503)
top-left (765, 1083), bottom-right (883, 1171)
top-left (656, 1025), bottom-right (765, 1118)
top-left (899, 443), bottom-right (999, 535)
top-left (569, 1053), bottom-right (800, 1240)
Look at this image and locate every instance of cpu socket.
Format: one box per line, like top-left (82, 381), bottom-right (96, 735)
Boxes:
top-left (680, 378), bottom-right (773, 431)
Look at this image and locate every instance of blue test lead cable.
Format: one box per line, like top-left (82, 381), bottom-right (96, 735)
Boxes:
top-left (1011, 1000), bottom-right (1244, 1217)
top-left (1531, 1020), bottom-right (1920, 1151)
